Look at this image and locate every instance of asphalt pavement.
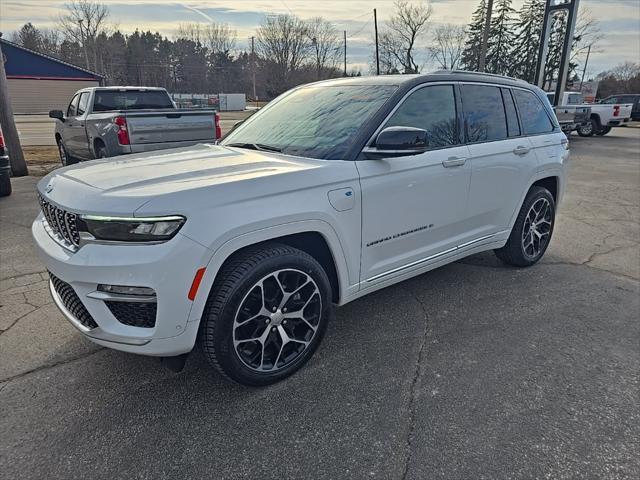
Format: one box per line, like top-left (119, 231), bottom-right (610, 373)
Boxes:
top-left (1, 129), bottom-right (638, 479)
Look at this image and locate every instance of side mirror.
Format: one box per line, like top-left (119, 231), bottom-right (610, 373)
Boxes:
top-left (49, 110), bottom-right (65, 121)
top-left (374, 126), bottom-right (428, 152)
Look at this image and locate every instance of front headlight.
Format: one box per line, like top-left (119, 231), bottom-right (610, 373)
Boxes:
top-left (78, 215), bottom-right (186, 243)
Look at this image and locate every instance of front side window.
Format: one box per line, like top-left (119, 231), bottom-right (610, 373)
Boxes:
top-left (77, 93), bottom-right (89, 115)
top-left (513, 89), bottom-right (554, 135)
top-left (600, 96), bottom-right (619, 104)
top-left (221, 85), bottom-right (397, 160)
top-left (382, 85), bottom-right (458, 149)
top-left (460, 84), bottom-right (507, 143)
top-left (67, 94), bottom-right (79, 117)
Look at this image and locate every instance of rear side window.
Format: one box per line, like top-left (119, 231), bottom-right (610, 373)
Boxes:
top-left (501, 88), bottom-right (520, 137)
top-left (384, 85), bottom-right (458, 149)
top-left (460, 84), bottom-right (507, 143)
top-left (513, 89), bottom-right (554, 135)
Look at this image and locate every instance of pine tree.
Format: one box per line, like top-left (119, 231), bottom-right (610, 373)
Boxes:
top-left (461, 0), bottom-right (487, 71)
top-left (511, 0), bottom-right (545, 82)
top-left (485, 0), bottom-right (516, 75)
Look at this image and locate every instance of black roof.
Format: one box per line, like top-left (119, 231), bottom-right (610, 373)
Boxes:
top-left (308, 70), bottom-right (531, 89)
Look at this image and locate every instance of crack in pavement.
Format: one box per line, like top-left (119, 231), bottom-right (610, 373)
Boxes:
top-left (0, 347), bottom-right (105, 386)
top-left (400, 291), bottom-right (432, 480)
top-left (0, 303), bottom-right (36, 336)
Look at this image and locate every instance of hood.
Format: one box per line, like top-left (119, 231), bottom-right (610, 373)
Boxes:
top-left (38, 144), bottom-right (326, 215)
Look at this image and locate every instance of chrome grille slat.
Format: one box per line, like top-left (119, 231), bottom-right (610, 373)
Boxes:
top-left (38, 194), bottom-right (80, 249)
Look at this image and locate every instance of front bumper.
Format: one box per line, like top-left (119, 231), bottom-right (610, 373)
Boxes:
top-left (32, 214), bottom-right (212, 356)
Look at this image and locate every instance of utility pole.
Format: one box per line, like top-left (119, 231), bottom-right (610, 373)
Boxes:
top-left (374, 9), bottom-right (380, 75)
top-left (579, 43), bottom-right (591, 91)
top-left (478, 0), bottom-right (493, 72)
top-left (0, 34), bottom-right (28, 176)
top-left (78, 19), bottom-right (89, 70)
top-left (250, 36), bottom-right (257, 107)
top-left (343, 31), bottom-right (347, 76)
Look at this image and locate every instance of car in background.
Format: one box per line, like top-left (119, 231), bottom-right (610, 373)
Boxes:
top-left (546, 91), bottom-right (591, 134)
top-left (598, 94), bottom-right (640, 122)
top-left (0, 127), bottom-right (12, 197)
top-left (49, 87), bottom-right (222, 165)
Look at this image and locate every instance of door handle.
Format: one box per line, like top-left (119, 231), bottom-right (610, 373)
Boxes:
top-left (513, 146), bottom-right (530, 156)
top-left (442, 156), bottom-right (467, 168)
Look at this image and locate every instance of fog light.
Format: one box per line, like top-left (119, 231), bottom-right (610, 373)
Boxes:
top-left (98, 284), bottom-right (155, 296)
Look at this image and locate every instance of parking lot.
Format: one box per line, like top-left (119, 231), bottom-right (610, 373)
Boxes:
top-left (1, 128), bottom-right (638, 479)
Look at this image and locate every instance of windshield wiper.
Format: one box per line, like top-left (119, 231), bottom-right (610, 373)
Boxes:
top-left (226, 142), bottom-right (282, 153)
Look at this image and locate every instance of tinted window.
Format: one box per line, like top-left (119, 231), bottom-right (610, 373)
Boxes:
top-left (461, 84), bottom-right (507, 142)
top-left (93, 90), bottom-right (174, 112)
top-left (222, 85), bottom-right (397, 160)
top-left (513, 89), bottom-right (554, 135)
top-left (383, 85), bottom-right (457, 149)
top-left (67, 94), bottom-right (79, 117)
top-left (501, 88), bottom-right (520, 137)
top-left (600, 96), bottom-right (618, 104)
top-left (77, 93), bottom-right (90, 115)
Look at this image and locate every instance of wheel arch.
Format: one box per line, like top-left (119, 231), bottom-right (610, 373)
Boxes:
top-left (590, 113), bottom-right (602, 128)
top-left (55, 132), bottom-right (62, 144)
top-left (187, 221), bottom-right (353, 325)
top-left (530, 175), bottom-right (558, 202)
top-left (93, 137), bottom-right (106, 156)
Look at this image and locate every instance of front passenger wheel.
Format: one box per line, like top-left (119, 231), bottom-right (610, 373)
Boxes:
top-left (201, 243), bottom-right (332, 386)
top-left (494, 186), bottom-right (555, 267)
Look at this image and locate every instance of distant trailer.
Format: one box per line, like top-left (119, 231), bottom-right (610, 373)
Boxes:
top-left (171, 93), bottom-right (247, 111)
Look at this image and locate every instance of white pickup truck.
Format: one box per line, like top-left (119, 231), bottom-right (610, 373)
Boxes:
top-left (547, 91), bottom-right (633, 136)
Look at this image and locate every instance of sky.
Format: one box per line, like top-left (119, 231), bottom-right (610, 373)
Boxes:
top-left (0, 0), bottom-right (638, 76)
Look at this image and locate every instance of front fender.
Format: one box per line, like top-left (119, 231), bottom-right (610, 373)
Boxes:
top-left (185, 219), bottom-right (356, 324)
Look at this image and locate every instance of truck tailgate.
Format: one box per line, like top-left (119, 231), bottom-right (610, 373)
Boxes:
top-left (125, 110), bottom-right (216, 145)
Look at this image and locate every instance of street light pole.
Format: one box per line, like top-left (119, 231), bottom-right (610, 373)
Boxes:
top-left (374, 9), bottom-right (380, 75)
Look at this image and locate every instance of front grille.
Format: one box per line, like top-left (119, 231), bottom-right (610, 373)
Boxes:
top-left (49, 273), bottom-right (98, 329)
top-left (105, 301), bottom-right (157, 328)
top-left (38, 194), bottom-right (80, 249)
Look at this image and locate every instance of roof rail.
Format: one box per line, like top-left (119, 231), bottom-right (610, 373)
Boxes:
top-left (433, 70), bottom-right (527, 83)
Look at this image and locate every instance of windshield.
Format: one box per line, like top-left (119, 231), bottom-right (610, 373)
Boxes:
top-left (93, 90), bottom-right (174, 112)
top-left (221, 84), bottom-right (397, 160)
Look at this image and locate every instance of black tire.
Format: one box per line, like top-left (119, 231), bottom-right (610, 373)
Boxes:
top-left (0, 174), bottom-right (11, 197)
top-left (95, 143), bottom-right (108, 158)
top-left (596, 126), bottom-right (612, 136)
top-left (577, 118), bottom-right (597, 137)
top-left (57, 141), bottom-right (78, 166)
top-left (494, 186), bottom-right (555, 267)
top-left (201, 243), bottom-right (332, 386)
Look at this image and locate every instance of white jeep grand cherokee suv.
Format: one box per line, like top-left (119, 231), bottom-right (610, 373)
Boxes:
top-left (33, 72), bottom-right (568, 385)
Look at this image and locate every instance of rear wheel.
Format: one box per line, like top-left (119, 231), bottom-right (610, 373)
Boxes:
top-left (201, 243), bottom-right (332, 386)
top-left (577, 118), bottom-right (597, 137)
top-left (95, 143), bottom-right (108, 158)
top-left (0, 174), bottom-right (11, 197)
top-left (57, 141), bottom-right (78, 166)
top-left (495, 186), bottom-right (555, 267)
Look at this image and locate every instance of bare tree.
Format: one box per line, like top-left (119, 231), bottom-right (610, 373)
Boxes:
top-left (429, 24), bottom-right (466, 70)
top-left (176, 22), bottom-right (237, 55)
top-left (57, 0), bottom-right (109, 70)
top-left (382, 0), bottom-right (433, 74)
top-left (307, 17), bottom-right (340, 79)
top-left (257, 14), bottom-right (311, 91)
